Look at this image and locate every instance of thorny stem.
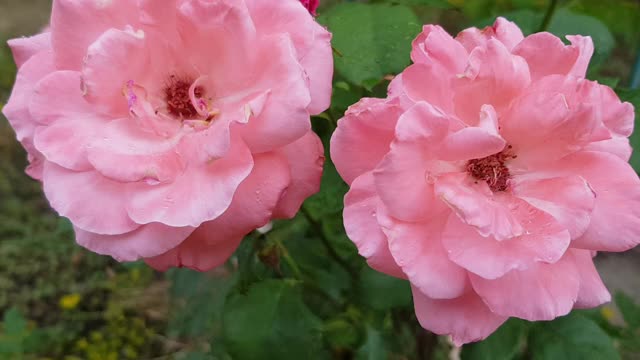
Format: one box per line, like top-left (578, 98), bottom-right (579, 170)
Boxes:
top-left (300, 205), bottom-right (358, 281)
top-left (538, 0), bottom-right (559, 32)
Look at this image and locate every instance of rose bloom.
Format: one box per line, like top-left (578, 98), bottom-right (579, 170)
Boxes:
top-left (2, 0), bottom-right (332, 271)
top-left (331, 18), bottom-right (639, 344)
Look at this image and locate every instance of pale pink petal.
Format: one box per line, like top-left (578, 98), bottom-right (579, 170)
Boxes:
top-left (28, 70), bottom-right (95, 126)
top-left (513, 32), bottom-right (583, 81)
top-left (235, 34), bottom-right (312, 153)
top-left (74, 223), bottom-right (195, 262)
top-left (401, 63), bottom-right (455, 114)
top-left (343, 173), bottom-right (405, 278)
top-left (146, 152), bottom-right (291, 271)
top-left (2, 51), bottom-right (55, 144)
top-left (8, 32), bottom-right (51, 68)
top-left (572, 249), bottom-right (611, 308)
top-left (512, 175), bottom-right (596, 239)
top-left (437, 125), bottom-right (505, 162)
top-left (453, 39), bottom-right (530, 124)
top-left (380, 212), bottom-right (467, 299)
top-left (273, 131), bottom-right (324, 219)
top-left (87, 118), bottom-right (185, 183)
top-left (30, 71), bottom-right (98, 171)
top-left (584, 137), bottom-right (632, 161)
top-left (127, 137), bottom-right (254, 227)
top-left (470, 253), bottom-right (580, 320)
top-left (331, 97), bottom-right (403, 185)
top-left (50, 0), bottom-right (138, 69)
top-left (566, 35), bottom-right (594, 78)
top-left (412, 286), bottom-right (507, 346)
top-left (436, 173), bottom-right (524, 241)
top-left (373, 102), bottom-right (450, 221)
top-left (82, 28), bottom-right (149, 115)
top-left (546, 151), bottom-right (640, 251)
top-left (442, 199), bottom-right (570, 279)
top-left (455, 17), bottom-right (524, 52)
top-left (411, 25), bottom-right (468, 73)
top-left (245, 0), bottom-right (333, 114)
top-left (491, 17), bottom-right (525, 50)
top-left (502, 91), bottom-right (608, 166)
top-left (42, 163), bottom-right (138, 235)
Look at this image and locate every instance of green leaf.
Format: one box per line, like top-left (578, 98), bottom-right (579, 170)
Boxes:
top-left (528, 312), bottom-right (620, 360)
top-left (318, 3), bottom-right (420, 87)
top-left (167, 269), bottom-right (237, 338)
top-left (223, 279), bottom-right (326, 360)
top-left (356, 326), bottom-right (388, 360)
top-left (324, 318), bottom-right (361, 349)
top-left (548, 8), bottom-right (615, 66)
top-left (461, 319), bottom-right (527, 360)
top-left (2, 308), bottom-right (26, 336)
top-left (615, 292), bottom-right (640, 330)
top-left (357, 267), bottom-right (411, 311)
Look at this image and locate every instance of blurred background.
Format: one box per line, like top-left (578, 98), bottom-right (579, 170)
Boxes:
top-left (0, 0), bottom-right (639, 359)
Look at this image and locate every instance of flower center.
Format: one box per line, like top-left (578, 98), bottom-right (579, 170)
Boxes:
top-left (164, 75), bottom-right (203, 119)
top-left (466, 147), bottom-right (516, 192)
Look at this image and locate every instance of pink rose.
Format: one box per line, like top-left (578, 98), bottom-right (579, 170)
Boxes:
top-left (2, 0), bottom-right (333, 271)
top-left (300, 0), bottom-right (319, 15)
top-left (331, 18), bottom-right (639, 344)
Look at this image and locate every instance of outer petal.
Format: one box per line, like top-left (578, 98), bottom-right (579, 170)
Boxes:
top-left (331, 97), bottom-right (403, 185)
top-left (7, 32), bottom-right (51, 68)
top-left (546, 151), bottom-right (640, 251)
top-left (30, 71), bottom-right (98, 171)
top-left (235, 34), bottom-right (312, 153)
top-left (74, 223), bottom-right (195, 262)
top-left (50, 0), bottom-right (138, 69)
top-left (470, 252), bottom-right (580, 320)
top-left (455, 17), bottom-right (524, 52)
top-left (512, 175), bottom-right (596, 239)
top-left (272, 131), bottom-right (324, 219)
top-left (146, 152), bottom-right (291, 271)
top-left (410, 25), bottom-right (468, 73)
top-left (380, 211), bottom-right (468, 299)
top-left (2, 51), bottom-right (55, 144)
top-left (442, 200), bottom-right (570, 280)
top-left (343, 173), bottom-right (405, 278)
top-left (245, 0), bottom-right (333, 114)
top-left (2, 50), bottom-right (56, 179)
top-left (572, 249), bottom-right (611, 308)
top-left (127, 136), bottom-right (254, 227)
top-left (412, 286), bottom-right (508, 346)
top-left (373, 102), bottom-right (451, 221)
top-left (42, 163), bottom-right (138, 235)
top-left (512, 33), bottom-right (594, 81)
top-left (87, 118), bottom-right (186, 183)
top-left (401, 63), bottom-right (455, 114)
top-left (566, 35), bottom-right (595, 78)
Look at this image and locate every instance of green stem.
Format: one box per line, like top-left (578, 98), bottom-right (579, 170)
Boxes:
top-left (300, 205), bottom-right (358, 280)
top-left (276, 239), bottom-right (304, 280)
top-left (275, 238), bottom-right (342, 308)
top-left (538, 0), bottom-right (559, 32)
